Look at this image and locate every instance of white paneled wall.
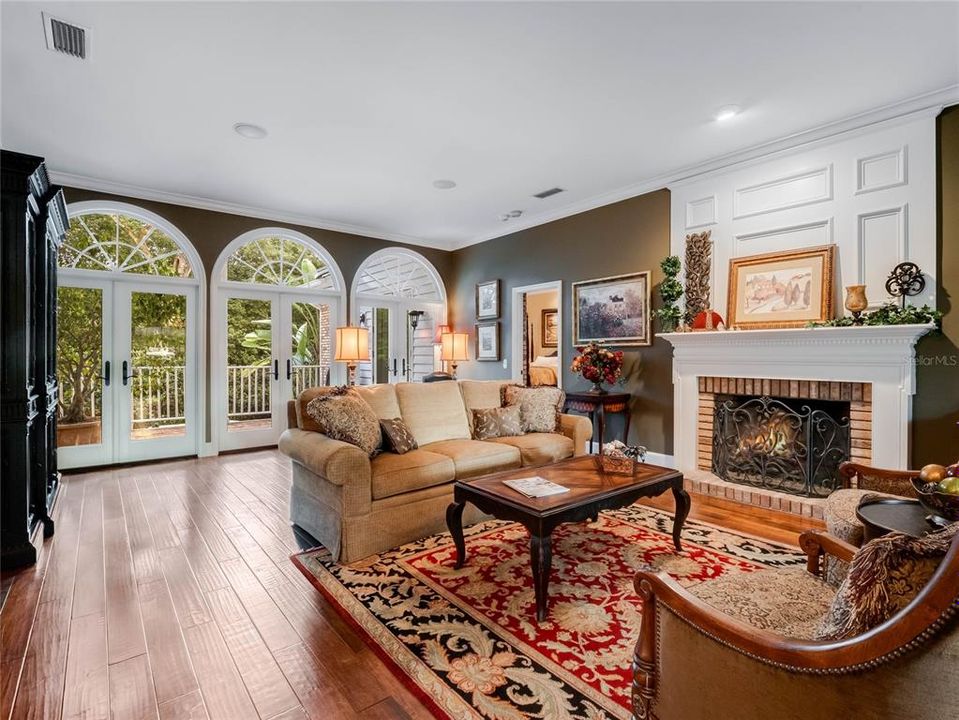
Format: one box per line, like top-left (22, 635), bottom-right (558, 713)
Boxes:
top-left (669, 111), bottom-right (938, 317)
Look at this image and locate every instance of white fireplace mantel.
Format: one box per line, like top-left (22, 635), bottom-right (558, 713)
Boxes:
top-left (661, 324), bottom-right (936, 473)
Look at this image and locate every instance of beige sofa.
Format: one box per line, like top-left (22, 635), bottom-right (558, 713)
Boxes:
top-left (279, 380), bottom-right (593, 562)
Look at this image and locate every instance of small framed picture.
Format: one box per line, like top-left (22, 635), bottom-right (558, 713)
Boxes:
top-left (541, 308), bottom-right (558, 348)
top-left (475, 279), bottom-right (500, 320)
top-left (475, 321), bottom-right (500, 361)
top-left (727, 245), bottom-right (835, 329)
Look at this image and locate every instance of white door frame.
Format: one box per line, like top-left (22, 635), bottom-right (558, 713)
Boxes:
top-left (510, 281), bottom-right (563, 388)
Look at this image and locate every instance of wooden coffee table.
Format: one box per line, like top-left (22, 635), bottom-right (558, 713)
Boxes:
top-left (445, 455), bottom-right (689, 621)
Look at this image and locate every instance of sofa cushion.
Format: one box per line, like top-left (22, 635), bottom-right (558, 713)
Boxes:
top-left (459, 380), bottom-right (507, 411)
top-left (380, 417), bottom-right (418, 454)
top-left (395, 382), bottom-right (471, 446)
top-left (295, 386), bottom-right (340, 432)
top-left (355, 383), bottom-right (402, 420)
top-left (370, 449), bottom-right (455, 500)
top-left (306, 388), bottom-right (382, 457)
top-left (472, 406), bottom-right (523, 440)
top-left (503, 385), bottom-right (565, 433)
top-left (814, 522), bottom-right (958, 641)
top-left (490, 432), bottom-right (574, 467)
top-left (422, 439), bottom-right (521, 479)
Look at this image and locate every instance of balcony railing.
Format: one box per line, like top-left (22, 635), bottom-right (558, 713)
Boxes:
top-left (226, 363), bottom-right (330, 421)
top-left (132, 365), bottom-right (186, 426)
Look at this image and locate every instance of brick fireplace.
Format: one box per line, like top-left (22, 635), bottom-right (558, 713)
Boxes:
top-left (661, 324), bottom-right (934, 516)
top-left (697, 376), bottom-right (872, 497)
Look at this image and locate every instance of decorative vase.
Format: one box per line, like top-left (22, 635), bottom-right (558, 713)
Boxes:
top-left (589, 382), bottom-right (607, 395)
top-left (844, 285), bottom-right (868, 325)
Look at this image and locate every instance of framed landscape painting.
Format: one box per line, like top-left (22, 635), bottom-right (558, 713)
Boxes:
top-left (727, 244), bottom-right (835, 329)
top-left (475, 279), bottom-right (500, 320)
top-left (541, 308), bottom-right (558, 348)
top-left (572, 271), bottom-right (651, 346)
top-left (475, 321), bottom-right (500, 361)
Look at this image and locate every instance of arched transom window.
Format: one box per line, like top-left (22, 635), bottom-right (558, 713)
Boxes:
top-left (353, 249), bottom-right (444, 301)
top-left (224, 235), bottom-right (337, 290)
top-left (59, 211), bottom-right (195, 278)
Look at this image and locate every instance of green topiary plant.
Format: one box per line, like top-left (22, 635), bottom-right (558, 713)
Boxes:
top-left (653, 255), bottom-right (684, 332)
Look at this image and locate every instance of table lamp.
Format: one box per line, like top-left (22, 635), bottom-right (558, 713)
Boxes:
top-left (334, 325), bottom-right (370, 386)
top-left (440, 331), bottom-right (469, 378)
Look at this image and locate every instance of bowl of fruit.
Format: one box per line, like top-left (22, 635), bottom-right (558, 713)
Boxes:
top-left (911, 463), bottom-right (959, 524)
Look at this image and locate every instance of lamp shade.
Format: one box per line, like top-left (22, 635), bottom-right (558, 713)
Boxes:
top-left (434, 324), bottom-right (452, 344)
top-left (440, 332), bottom-right (470, 362)
top-left (334, 326), bottom-right (370, 362)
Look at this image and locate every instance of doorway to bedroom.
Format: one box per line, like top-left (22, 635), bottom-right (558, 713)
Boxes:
top-left (510, 281), bottom-right (562, 389)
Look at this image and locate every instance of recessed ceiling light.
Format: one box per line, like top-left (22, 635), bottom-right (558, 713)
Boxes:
top-left (233, 123), bottom-right (268, 139)
top-left (714, 105), bottom-right (741, 122)
top-left (432, 179), bottom-right (456, 190)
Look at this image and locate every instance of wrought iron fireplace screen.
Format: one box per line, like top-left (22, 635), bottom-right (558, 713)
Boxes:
top-left (712, 394), bottom-right (850, 497)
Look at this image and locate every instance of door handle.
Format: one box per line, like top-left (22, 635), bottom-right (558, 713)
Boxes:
top-left (272, 359), bottom-right (279, 381)
top-left (101, 360), bottom-right (111, 387)
top-left (402, 357), bottom-right (407, 378)
top-left (286, 359), bottom-right (292, 380)
top-left (391, 358), bottom-right (397, 377)
top-left (121, 360), bottom-right (131, 386)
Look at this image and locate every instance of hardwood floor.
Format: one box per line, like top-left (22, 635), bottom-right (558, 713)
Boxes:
top-left (1, 450), bottom-right (822, 720)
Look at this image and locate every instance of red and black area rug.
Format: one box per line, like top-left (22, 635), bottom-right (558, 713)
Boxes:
top-left (292, 504), bottom-right (803, 720)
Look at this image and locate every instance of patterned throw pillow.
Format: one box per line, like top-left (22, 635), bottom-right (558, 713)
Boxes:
top-left (814, 522), bottom-right (958, 640)
top-left (305, 387), bottom-right (382, 457)
top-left (380, 418), bottom-right (418, 454)
top-left (472, 406), bottom-right (523, 440)
top-left (503, 385), bottom-right (565, 433)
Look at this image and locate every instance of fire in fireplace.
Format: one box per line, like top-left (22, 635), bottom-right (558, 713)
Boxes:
top-left (712, 394), bottom-right (851, 497)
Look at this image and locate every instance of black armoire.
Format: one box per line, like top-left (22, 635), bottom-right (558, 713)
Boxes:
top-left (1, 151), bottom-right (69, 569)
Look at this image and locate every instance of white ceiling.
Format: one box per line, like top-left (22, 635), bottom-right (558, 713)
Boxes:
top-left (2, 2), bottom-right (957, 251)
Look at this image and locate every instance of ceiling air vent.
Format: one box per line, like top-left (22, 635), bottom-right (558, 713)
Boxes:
top-left (43, 13), bottom-right (89, 59)
top-left (533, 187), bottom-right (564, 199)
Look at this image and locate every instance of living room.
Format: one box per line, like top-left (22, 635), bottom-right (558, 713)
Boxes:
top-left (1, 2), bottom-right (958, 719)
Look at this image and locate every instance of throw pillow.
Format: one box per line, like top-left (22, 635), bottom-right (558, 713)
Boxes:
top-left (503, 385), bottom-right (565, 433)
top-left (472, 405), bottom-right (523, 440)
top-left (380, 418), bottom-right (418, 454)
top-left (305, 388), bottom-right (382, 457)
top-left (814, 521), bottom-right (958, 641)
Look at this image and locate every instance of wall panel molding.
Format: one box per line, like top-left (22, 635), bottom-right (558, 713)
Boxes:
top-left (858, 204), bottom-right (909, 304)
top-left (733, 165), bottom-right (833, 219)
top-left (856, 146), bottom-right (907, 194)
top-left (685, 195), bottom-right (717, 229)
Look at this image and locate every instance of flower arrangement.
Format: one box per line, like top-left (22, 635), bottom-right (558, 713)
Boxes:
top-left (570, 342), bottom-right (624, 394)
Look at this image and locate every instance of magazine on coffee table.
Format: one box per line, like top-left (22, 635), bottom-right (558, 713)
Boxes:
top-left (502, 476), bottom-right (570, 498)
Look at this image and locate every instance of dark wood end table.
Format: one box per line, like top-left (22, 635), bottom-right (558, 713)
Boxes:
top-left (445, 455), bottom-right (688, 621)
top-left (855, 496), bottom-right (938, 543)
top-left (563, 391), bottom-right (631, 455)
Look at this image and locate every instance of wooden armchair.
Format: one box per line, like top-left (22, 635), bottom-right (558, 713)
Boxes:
top-left (631, 529), bottom-right (959, 720)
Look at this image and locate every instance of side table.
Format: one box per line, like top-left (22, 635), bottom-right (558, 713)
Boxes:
top-left (855, 496), bottom-right (936, 543)
top-left (563, 391), bottom-right (631, 455)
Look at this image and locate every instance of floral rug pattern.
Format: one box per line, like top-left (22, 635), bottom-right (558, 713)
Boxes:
top-left (292, 504), bottom-right (804, 720)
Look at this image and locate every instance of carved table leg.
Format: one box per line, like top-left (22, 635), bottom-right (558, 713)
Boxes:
top-left (671, 485), bottom-right (691, 552)
top-left (446, 502), bottom-right (467, 568)
top-left (530, 532), bottom-right (553, 621)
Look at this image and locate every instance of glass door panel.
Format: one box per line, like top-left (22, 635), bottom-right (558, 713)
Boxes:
top-left (288, 299), bottom-right (333, 397)
top-left (56, 281), bottom-right (113, 468)
top-left (116, 284), bottom-right (197, 463)
top-left (357, 304), bottom-right (401, 384)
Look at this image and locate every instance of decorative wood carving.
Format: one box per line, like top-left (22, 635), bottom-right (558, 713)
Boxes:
top-left (684, 230), bottom-right (712, 321)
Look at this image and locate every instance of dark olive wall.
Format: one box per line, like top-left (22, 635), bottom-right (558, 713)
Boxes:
top-left (449, 189), bottom-right (674, 455)
top-left (62, 187), bottom-right (454, 299)
top-left (913, 106), bottom-right (959, 464)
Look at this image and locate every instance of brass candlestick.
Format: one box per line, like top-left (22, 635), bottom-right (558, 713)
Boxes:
top-left (844, 285), bottom-right (868, 325)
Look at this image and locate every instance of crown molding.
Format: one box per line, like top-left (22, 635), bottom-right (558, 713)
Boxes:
top-left (47, 170), bottom-right (455, 251)
top-left (451, 84), bottom-right (959, 251)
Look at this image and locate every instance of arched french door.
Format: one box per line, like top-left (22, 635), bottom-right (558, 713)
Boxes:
top-left (351, 248), bottom-right (447, 384)
top-left (57, 202), bottom-right (205, 468)
top-left (213, 229), bottom-right (346, 451)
